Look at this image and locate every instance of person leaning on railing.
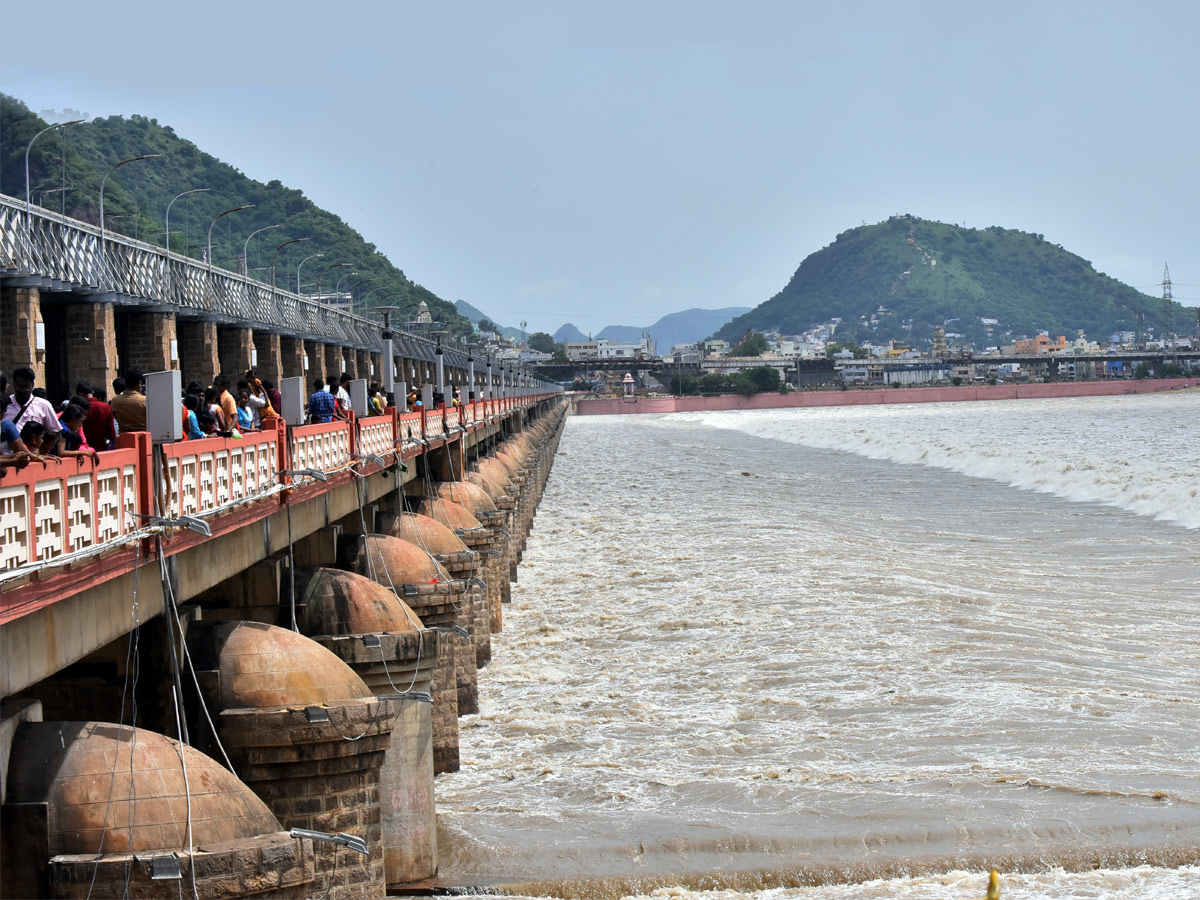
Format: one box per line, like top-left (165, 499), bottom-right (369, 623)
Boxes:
top-left (236, 389), bottom-right (257, 432)
top-left (183, 394), bottom-right (205, 440)
top-left (243, 370), bottom-right (279, 423)
top-left (0, 417), bottom-right (42, 476)
top-left (3, 366), bottom-right (66, 456)
top-left (58, 403), bottom-right (100, 464)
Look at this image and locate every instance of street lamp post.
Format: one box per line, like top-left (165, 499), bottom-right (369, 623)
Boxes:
top-left (25, 118), bottom-right (83, 230)
top-left (164, 187), bottom-right (210, 302)
top-left (359, 286), bottom-right (386, 307)
top-left (315, 263), bottom-right (350, 303)
top-left (348, 279), bottom-right (374, 315)
top-left (376, 306), bottom-right (399, 403)
top-left (335, 270), bottom-right (359, 294)
top-left (206, 205), bottom-right (255, 275)
top-left (242, 223), bottom-right (282, 277)
top-left (99, 153), bottom-right (161, 290)
top-left (270, 238), bottom-right (309, 291)
top-left (33, 185), bottom-right (72, 207)
top-left (295, 252), bottom-right (324, 296)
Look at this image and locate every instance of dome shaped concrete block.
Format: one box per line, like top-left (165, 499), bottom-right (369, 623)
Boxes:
top-left (434, 480), bottom-right (497, 518)
top-left (295, 566), bottom-right (422, 637)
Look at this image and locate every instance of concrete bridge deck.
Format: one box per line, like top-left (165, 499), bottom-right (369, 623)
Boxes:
top-left (0, 396), bottom-right (554, 699)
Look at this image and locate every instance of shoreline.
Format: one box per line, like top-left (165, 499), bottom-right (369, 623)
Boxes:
top-left (575, 377), bottom-right (1199, 415)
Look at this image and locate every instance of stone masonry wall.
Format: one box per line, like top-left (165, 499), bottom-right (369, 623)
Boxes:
top-left (121, 310), bottom-right (177, 375)
top-left (178, 318), bottom-right (219, 387)
top-left (64, 301), bottom-right (117, 395)
top-left (1, 286), bottom-right (45, 386)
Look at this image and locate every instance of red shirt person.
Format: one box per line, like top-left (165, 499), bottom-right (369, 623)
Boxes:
top-left (78, 382), bottom-right (116, 451)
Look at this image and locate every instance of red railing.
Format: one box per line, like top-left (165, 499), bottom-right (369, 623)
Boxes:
top-left (0, 394), bottom-right (557, 619)
top-left (0, 443), bottom-right (143, 571)
top-left (159, 421), bottom-right (283, 519)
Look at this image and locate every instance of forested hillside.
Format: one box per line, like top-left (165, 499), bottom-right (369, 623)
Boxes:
top-left (0, 95), bottom-right (472, 338)
top-left (716, 215), bottom-right (1189, 348)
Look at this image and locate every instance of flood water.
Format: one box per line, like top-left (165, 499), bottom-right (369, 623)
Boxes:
top-left (436, 393), bottom-right (1200, 899)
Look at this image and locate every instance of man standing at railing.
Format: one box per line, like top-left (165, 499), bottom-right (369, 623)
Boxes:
top-left (336, 373), bottom-right (354, 415)
top-left (3, 367), bottom-right (65, 455)
top-left (111, 369), bottom-right (147, 433)
top-left (307, 378), bottom-right (337, 424)
top-left (214, 375), bottom-right (238, 429)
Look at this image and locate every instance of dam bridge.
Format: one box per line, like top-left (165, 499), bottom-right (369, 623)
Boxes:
top-left (0, 191), bottom-right (569, 899)
top-left (0, 191), bottom-right (523, 400)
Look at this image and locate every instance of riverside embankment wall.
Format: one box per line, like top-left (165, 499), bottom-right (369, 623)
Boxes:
top-left (576, 377), bottom-right (1199, 415)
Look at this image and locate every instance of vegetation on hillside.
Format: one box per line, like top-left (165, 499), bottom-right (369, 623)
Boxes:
top-left (715, 215), bottom-right (1190, 349)
top-left (1, 95), bottom-right (473, 339)
top-left (730, 332), bottom-right (769, 356)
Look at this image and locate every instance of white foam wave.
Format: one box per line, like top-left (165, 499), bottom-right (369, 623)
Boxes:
top-left (668, 394), bottom-right (1200, 528)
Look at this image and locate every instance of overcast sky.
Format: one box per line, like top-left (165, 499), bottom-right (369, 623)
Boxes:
top-left (4, 1), bottom-right (1197, 335)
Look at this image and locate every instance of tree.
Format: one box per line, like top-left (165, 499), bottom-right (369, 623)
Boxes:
top-left (528, 331), bottom-right (556, 353)
top-left (478, 318), bottom-right (497, 334)
top-left (551, 344), bottom-right (568, 364)
top-left (731, 332), bottom-right (769, 356)
top-left (669, 373), bottom-right (699, 394)
top-left (733, 374), bottom-right (757, 396)
top-left (746, 366), bottom-right (781, 392)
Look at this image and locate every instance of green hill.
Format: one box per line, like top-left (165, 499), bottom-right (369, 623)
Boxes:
top-left (0, 95), bottom-right (473, 339)
top-left (716, 215), bottom-right (1190, 349)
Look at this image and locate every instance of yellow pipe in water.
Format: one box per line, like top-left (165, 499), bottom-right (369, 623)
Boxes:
top-left (970, 870), bottom-right (1000, 900)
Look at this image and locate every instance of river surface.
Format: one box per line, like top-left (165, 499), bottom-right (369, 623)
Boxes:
top-left (436, 393), bottom-right (1200, 899)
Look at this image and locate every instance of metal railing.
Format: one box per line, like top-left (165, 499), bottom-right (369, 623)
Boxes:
top-left (1, 192), bottom-right (573, 388)
top-left (2, 193), bottom-right (384, 349)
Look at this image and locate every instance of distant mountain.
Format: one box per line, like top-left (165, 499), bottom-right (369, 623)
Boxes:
top-left (454, 298), bottom-right (490, 324)
top-left (645, 307), bottom-right (750, 353)
top-left (553, 323), bottom-right (588, 343)
top-left (714, 215), bottom-right (1189, 349)
top-left (595, 325), bottom-right (644, 343)
top-left (551, 308), bottom-right (749, 354)
top-left (453, 300), bottom-right (523, 340)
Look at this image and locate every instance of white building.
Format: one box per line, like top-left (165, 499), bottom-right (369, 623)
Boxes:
top-left (567, 337), bottom-right (655, 360)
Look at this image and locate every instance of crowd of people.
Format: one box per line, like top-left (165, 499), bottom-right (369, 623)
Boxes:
top-left (0, 365), bottom-right (394, 478)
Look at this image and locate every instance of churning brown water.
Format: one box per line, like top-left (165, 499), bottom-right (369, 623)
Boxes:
top-left (437, 395), bottom-right (1200, 898)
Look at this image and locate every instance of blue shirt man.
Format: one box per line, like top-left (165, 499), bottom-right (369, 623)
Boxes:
top-left (307, 379), bottom-right (337, 424)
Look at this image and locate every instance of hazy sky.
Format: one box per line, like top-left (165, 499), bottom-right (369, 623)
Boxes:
top-left (4, 1), bottom-right (1198, 335)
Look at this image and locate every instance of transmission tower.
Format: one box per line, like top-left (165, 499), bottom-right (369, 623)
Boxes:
top-left (1161, 262), bottom-right (1173, 347)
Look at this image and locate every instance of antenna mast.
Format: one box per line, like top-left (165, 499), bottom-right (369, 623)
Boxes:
top-left (1161, 262), bottom-right (1173, 347)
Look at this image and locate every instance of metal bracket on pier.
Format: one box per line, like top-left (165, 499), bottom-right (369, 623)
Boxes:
top-left (431, 625), bottom-right (471, 641)
top-left (288, 828), bottom-right (369, 856)
top-left (136, 853), bottom-right (182, 881)
top-left (132, 513), bottom-right (212, 537)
